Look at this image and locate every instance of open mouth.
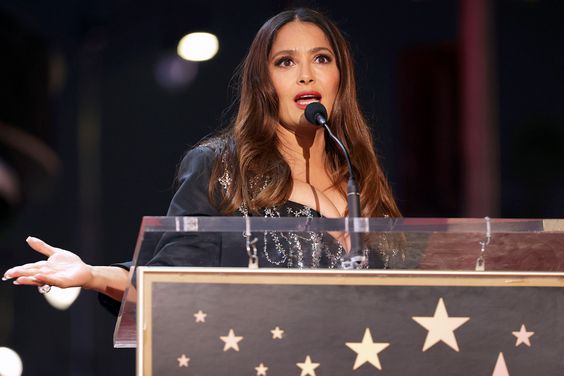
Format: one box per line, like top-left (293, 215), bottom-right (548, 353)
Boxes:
top-left (294, 91), bottom-right (322, 108)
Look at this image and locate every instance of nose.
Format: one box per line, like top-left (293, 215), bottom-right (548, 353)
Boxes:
top-left (298, 62), bottom-right (314, 84)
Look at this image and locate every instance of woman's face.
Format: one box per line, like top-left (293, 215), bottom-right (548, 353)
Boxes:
top-left (268, 21), bottom-right (340, 131)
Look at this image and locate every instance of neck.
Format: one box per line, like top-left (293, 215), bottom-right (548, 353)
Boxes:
top-left (276, 124), bottom-right (326, 183)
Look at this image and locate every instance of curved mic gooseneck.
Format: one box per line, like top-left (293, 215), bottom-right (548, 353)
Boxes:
top-left (304, 102), bottom-right (382, 269)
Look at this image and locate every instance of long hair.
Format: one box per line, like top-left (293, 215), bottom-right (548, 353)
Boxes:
top-left (206, 8), bottom-right (401, 217)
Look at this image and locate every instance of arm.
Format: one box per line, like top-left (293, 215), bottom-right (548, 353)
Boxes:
top-left (146, 145), bottom-right (222, 267)
top-left (86, 266), bottom-right (129, 302)
top-left (3, 237), bottom-right (129, 301)
top-left (3, 145), bottom-right (222, 301)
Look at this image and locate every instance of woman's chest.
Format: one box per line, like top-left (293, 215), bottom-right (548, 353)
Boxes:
top-left (289, 178), bottom-right (347, 218)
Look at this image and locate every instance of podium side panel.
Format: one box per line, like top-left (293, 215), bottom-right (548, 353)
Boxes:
top-left (140, 269), bottom-right (564, 375)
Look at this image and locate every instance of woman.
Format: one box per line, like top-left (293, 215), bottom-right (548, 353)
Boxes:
top-left (3, 8), bottom-right (400, 304)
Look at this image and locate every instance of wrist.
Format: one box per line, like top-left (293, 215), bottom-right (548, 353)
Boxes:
top-left (83, 265), bottom-right (101, 291)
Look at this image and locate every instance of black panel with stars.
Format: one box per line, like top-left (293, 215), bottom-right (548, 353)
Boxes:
top-left (140, 270), bottom-right (564, 375)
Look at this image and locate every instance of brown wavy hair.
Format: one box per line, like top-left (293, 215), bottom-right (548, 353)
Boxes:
top-left (206, 8), bottom-right (401, 217)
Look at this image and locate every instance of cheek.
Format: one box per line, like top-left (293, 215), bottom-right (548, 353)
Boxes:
top-left (325, 74), bottom-right (340, 104)
top-left (331, 70), bottom-right (340, 97)
top-left (318, 68), bottom-right (340, 99)
top-left (271, 76), bottom-right (290, 104)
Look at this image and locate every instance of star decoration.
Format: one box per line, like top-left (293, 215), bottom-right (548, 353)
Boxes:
top-left (194, 310), bottom-right (207, 323)
top-left (412, 298), bottom-right (470, 352)
top-left (345, 328), bottom-right (390, 370)
top-left (255, 362), bottom-right (268, 376)
top-left (296, 355), bottom-right (320, 376)
top-left (492, 352), bottom-right (509, 376)
top-left (512, 324), bottom-right (534, 347)
top-left (271, 326), bottom-right (284, 339)
top-left (220, 329), bottom-right (244, 352)
top-left (177, 354), bottom-right (190, 367)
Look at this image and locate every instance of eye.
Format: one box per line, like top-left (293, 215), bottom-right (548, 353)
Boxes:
top-left (274, 56), bottom-right (294, 68)
top-left (315, 54), bottom-right (332, 64)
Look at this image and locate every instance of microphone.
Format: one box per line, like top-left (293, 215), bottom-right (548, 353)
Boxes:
top-left (304, 102), bottom-right (328, 128)
top-left (304, 102), bottom-right (359, 219)
top-left (304, 102), bottom-right (382, 269)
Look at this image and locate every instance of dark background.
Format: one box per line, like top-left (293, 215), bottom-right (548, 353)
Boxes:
top-left (0, 0), bottom-right (562, 374)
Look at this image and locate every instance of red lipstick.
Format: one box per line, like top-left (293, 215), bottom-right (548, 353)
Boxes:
top-left (294, 91), bottom-right (322, 110)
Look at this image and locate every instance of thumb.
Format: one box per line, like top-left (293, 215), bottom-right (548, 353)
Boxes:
top-left (26, 237), bottom-right (58, 258)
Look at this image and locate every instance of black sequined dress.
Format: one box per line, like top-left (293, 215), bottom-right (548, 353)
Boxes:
top-left (147, 146), bottom-right (345, 269)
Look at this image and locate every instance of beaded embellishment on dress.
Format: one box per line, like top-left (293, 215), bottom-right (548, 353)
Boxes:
top-left (218, 166), bottom-right (344, 269)
top-left (262, 205), bottom-right (344, 269)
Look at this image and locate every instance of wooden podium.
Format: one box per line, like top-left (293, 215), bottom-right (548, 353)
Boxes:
top-left (114, 217), bottom-right (564, 375)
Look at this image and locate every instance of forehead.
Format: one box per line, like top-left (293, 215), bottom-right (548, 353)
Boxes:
top-left (270, 21), bottom-right (333, 53)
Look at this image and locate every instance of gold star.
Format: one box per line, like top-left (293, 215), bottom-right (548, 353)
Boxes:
top-left (194, 310), bottom-right (207, 323)
top-left (255, 362), bottom-right (268, 376)
top-left (296, 355), bottom-right (320, 376)
top-left (412, 298), bottom-right (470, 352)
top-left (345, 328), bottom-right (390, 370)
top-left (492, 352), bottom-right (510, 376)
top-left (177, 354), bottom-right (190, 367)
top-left (512, 324), bottom-right (534, 347)
top-left (270, 326), bottom-right (284, 339)
top-left (220, 329), bottom-right (243, 352)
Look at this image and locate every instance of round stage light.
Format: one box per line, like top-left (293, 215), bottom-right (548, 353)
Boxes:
top-left (177, 32), bottom-right (219, 62)
top-left (0, 347), bottom-right (23, 376)
top-left (43, 286), bottom-right (81, 310)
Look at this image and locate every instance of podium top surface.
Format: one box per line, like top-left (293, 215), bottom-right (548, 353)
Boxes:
top-left (136, 216), bottom-right (564, 233)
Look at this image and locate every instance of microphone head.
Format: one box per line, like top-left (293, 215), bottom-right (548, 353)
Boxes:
top-left (304, 102), bottom-right (328, 126)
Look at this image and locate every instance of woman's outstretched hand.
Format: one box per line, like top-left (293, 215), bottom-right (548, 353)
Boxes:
top-left (3, 237), bottom-right (94, 289)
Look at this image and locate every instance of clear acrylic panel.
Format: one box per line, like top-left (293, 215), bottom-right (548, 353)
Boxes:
top-left (114, 216), bottom-right (564, 347)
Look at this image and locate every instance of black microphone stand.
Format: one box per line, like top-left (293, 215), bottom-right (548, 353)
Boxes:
top-left (314, 119), bottom-right (366, 269)
top-left (305, 102), bottom-right (385, 269)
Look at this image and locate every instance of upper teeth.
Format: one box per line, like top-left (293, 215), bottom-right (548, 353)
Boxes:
top-left (299, 95), bottom-right (317, 100)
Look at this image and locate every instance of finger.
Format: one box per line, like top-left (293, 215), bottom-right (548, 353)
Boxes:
top-left (13, 276), bottom-right (44, 286)
top-left (26, 236), bottom-right (58, 257)
top-left (6, 269), bottom-right (42, 279)
top-left (3, 261), bottom-right (48, 279)
top-left (34, 274), bottom-right (69, 289)
top-left (17, 261), bottom-right (48, 270)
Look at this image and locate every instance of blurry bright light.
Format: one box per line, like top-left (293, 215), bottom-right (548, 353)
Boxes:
top-left (43, 286), bottom-right (81, 310)
top-left (0, 347), bottom-right (23, 376)
top-left (177, 32), bottom-right (219, 62)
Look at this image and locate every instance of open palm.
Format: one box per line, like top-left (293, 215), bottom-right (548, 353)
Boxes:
top-left (3, 237), bottom-right (93, 289)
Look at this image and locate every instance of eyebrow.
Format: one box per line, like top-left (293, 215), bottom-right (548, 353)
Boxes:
top-left (270, 47), bottom-right (334, 60)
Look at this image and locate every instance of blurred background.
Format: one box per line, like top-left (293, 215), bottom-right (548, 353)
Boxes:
top-left (0, 0), bottom-right (562, 374)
